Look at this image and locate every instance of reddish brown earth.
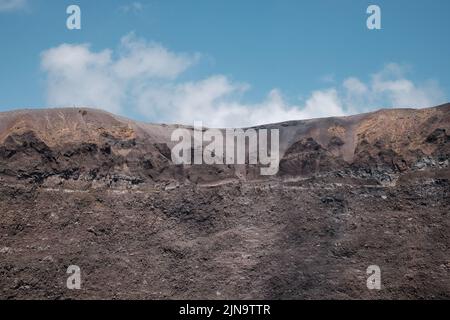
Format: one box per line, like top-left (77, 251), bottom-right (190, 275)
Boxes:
top-left (0, 104), bottom-right (449, 299)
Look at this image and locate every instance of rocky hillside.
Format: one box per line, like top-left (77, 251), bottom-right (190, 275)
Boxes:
top-left (0, 104), bottom-right (449, 299)
top-left (0, 104), bottom-right (449, 187)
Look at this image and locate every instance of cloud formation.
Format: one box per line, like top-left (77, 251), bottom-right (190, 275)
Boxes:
top-left (119, 2), bottom-right (144, 13)
top-left (41, 33), bottom-right (197, 114)
top-left (342, 63), bottom-right (445, 115)
top-left (41, 34), bottom-right (447, 128)
top-left (0, 0), bottom-right (26, 12)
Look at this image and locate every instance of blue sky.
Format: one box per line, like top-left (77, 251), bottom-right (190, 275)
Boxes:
top-left (0, 0), bottom-right (449, 127)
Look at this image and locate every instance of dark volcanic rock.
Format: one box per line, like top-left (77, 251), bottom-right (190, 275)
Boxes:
top-left (279, 138), bottom-right (346, 176)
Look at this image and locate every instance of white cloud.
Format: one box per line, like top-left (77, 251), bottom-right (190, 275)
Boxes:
top-left (41, 34), bottom-right (198, 114)
top-left (0, 0), bottom-right (26, 12)
top-left (126, 78), bottom-right (344, 127)
top-left (41, 44), bottom-right (123, 113)
top-left (134, 76), bottom-right (249, 126)
top-left (342, 63), bottom-right (446, 113)
top-left (41, 35), bottom-right (447, 128)
top-left (119, 2), bottom-right (144, 13)
top-left (370, 64), bottom-right (444, 108)
top-left (343, 77), bottom-right (368, 95)
top-left (114, 33), bottom-right (197, 80)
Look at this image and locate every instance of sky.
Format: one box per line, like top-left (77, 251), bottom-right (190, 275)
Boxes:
top-left (0, 0), bottom-right (449, 127)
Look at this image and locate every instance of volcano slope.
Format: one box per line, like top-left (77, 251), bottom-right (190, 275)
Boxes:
top-left (0, 104), bottom-right (449, 300)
